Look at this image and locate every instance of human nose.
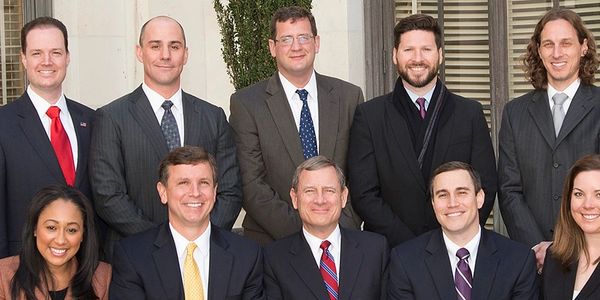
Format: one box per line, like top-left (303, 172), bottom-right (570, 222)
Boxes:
top-left (55, 230), bottom-right (67, 244)
top-left (447, 195), bottom-right (459, 208)
top-left (41, 52), bottom-right (52, 65)
top-left (582, 195), bottom-right (596, 210)
top-left (189, 183), bottom-right (201, 197)
top-left (552, 45), bottom-right (563, 58)
top-left (160, 45), bottom-right (171, 60)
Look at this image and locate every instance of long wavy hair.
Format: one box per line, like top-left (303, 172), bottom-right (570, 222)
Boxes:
top-left (522, 8), bottom-right (598, 90)
top-left (10, 185), bottom-right (100, 300)
top-left (552, 154), bottom-right (600, 268)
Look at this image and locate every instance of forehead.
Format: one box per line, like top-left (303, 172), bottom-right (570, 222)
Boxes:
top-left (167, 162), bottom-right (213, 180)
top-left (26, 27), bottom-right (66, 50)
top-left (298, 167), bottom-right (339, 186)
top-left (573, 170), bottom-right (600, 186)
top-left (141, 18), bottom-right (185, 43)
top-left (540, 19), bottom-right (579, 41)
top-left (275, 17), bottom-right (312, 36)
top-left (39, 199), bottom-right (83, 221)
top-left (432, 169), bottom-right (473, 191)
top-left (398, 29), bottom-right (437, 47)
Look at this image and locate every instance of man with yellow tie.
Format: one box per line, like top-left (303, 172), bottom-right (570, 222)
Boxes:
top-left (109, 146), bottom-right (264, 299)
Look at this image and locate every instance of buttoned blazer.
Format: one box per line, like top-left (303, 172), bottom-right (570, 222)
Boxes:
top-left (0, 93), bottom-right (94, 257)
top-left (388, 229), bottom-right (538, 300)
top-left (498, 84), bottom-right (600, 246)
top-left (229, 73), bottom-right (363, 245)
top-left (90, 85), bottom-right (242, 259)
top-left (109, 223), bottom-right (265, 300)
top-left (263, 228), bottom-right (389, 300)
top-left (542, 248), bottom-right (600, 299)
top-left (347, 83), bottom-right (497, 247)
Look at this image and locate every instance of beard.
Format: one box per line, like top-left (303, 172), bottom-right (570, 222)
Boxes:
top-left (397, 63), bottom-right (439, 88)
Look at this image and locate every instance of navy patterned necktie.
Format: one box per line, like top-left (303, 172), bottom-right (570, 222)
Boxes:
top-left (455, 248), bottom-right (472, 300)
top-left (296, 89), bottom-right (318, 159)
top-left (161, 100), bottom-right (181, 151)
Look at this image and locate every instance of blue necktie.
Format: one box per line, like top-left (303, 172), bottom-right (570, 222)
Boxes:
top-left (161, 100), bottom-right (181, 151)
top-left (296, 89), bottom-right (318, 159)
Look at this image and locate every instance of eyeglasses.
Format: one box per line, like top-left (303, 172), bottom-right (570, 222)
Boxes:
top-left (274, 34), bottom-right (314, 46)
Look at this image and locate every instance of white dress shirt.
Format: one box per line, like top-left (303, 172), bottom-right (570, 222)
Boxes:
top-left (279, 71), bottom-right (320, 150)
top-left (547, 78), bottom-right (580, 115)
top-left (170, 222), bottom-right (210, 300)
top-left (303, 225), bottom-right (342, 276)
top-left (443, 225), bottom-right (482, 278)
top-left (405, 83), bottom-right (436, 111)
top-left (142, 83), bottom-right (185, 146)
top-left (27, 85), bottom-right (78, 168)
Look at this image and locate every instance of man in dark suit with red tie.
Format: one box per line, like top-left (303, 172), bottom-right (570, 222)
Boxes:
top-left (0, 17), bottom-right (95, 258)
top-left (263, 156), bottom-right (388, 300)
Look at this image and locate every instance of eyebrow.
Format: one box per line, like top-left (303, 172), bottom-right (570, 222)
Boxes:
top-left (43, 219), bottom-right (82, 226)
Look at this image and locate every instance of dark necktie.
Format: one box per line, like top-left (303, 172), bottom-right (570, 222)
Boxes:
top-left (296, 89), bottom-right (318, 159)
top-left (416, 97), bottom-right (427, 119)
top-left (319, 240), bottom-right (339, 300)
top-left (455, 248), bottom-right (472, 300)
top-left (552, 92), bottom-right (568, 137)
top-left (160, 100), bottom-right (181, 151)
top-left (46, 106), bottom-right (75, 186)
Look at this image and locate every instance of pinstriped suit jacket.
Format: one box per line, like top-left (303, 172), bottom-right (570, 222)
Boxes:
top-left (498, 84), bottom-right (600, 246)
top-left (89, 85), bottom-right (241, 259)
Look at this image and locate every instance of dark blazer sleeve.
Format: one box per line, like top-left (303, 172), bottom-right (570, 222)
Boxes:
top-left (90, 107), bottom-right (155, 236)
top-left (263, 250), bottom-right (284, 300)
top-left (388, 247), bottom-right (417, 300)
top-left (511, 249), bottom-right (539, 300)
top-left (109, 241), bottom-right (147, 300)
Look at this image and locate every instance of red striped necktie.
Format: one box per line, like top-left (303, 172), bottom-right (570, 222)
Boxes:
top-left (319, 240), bottom-right (339, 300)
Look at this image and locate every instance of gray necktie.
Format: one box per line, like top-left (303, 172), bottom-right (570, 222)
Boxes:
top-left (552, 93), bottom-right (568, 137)
top-left (161, 100), bottom-right (181, 150)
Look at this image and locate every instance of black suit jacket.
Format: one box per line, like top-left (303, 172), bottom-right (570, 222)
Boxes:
top-left (90, 86), bottom-right (242, 259)
top-left (0, 93), bottom-right (94, 257)
top-left (542, 248), bottom-right (600, 300)
top-left (347, 81), bottom-right (497, 247)
top-left (110, 223), bottom-right (265, 300)
top-left (263, 228), bottom-right (388, 300)
top-left (389, 228), bottom-right (538, 299)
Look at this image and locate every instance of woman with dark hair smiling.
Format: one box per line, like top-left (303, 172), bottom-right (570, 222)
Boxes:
top-left (0, 185), bottom-right (110, 299)
top-left (543, 154), bottom-right (600, 299)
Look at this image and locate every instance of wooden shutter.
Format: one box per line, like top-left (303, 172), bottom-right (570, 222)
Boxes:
top-left (0, 0), bottom-right (25, 105)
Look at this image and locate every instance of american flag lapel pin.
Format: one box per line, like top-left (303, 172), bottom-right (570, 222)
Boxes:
top-left (80, 122), bottom-right (87, 127)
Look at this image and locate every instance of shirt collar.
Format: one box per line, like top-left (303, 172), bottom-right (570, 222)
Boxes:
top-left (302, 225), bottom-right (341, 253)
top-left (170, 222), bottom-right (211, 260)
top-left (442, 225), bottom-right (481, 261)
top-left (278, 70), bottom-right (318, 102)
top-left (27, 85), bottom-right (68, 117)
top-left (547, 78), bottom-right (580, 101)
top-left (142, 83), bottom-right (183, 114)
top-left (405, 83), bottom-right (436, 106)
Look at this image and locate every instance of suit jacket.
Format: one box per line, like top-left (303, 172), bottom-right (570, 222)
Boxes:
top-left (109, 222), bottom-right (264, 300)
top-left (542, 248), bottom-right (600, 299)
top-left (0, 256), bottom-right (111, 299)
top-left (347, 80), bottom-right (497, 247)
top-left (0, 93), bottom-right (94, 257)
top-left (229, 72), bottom-right (363, 245)
top-left (90, 85), bottom-right (242, 259)
top-left (388, 228), bottom-right (538, 300)
top-left (263, 227), bottom-right (388, 300)
top-left (498, 84), bottom-right (600, 246)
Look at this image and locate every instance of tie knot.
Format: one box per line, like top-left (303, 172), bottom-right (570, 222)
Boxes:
top-left (320, 240), bottom-right (331, 251)
top-left (296, 89), bottom-right (309, 102)
top-left (46, 106), bottom-right (61, 118)
top-left (552, 93), bottom-right (568, 106)
top-left (456, 248), bottom-right (470, 260)
top-left (162, 100), bottom-right (174, 111)
top-left (416, 97), bottom-right (426, 107)
top-left (186, 242), bottom-right (197, 258)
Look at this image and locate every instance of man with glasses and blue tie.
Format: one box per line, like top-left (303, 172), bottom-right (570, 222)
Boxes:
top-left (230, 6), bottom-right (363, 245)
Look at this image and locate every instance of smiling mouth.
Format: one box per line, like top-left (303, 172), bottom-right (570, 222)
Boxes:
top-left (582, 214), bottom-right (600, 220)
top-left (445, 211), bottom-right (464, 217)
top-left (551, 62), bottom-right (566, 68)
top-left (184, 202), bottom-right (203, 208)
top-left (50, 248), bottom-right (67, 256)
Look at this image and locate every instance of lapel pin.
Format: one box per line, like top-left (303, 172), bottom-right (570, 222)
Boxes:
top-left (80, 122), bottom-right (87, 127)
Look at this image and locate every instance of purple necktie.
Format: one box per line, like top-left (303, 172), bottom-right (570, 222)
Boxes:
top-left (455, 248), bottom-right (472, 300)
top-left (416, 97), bottom-right (426, 119)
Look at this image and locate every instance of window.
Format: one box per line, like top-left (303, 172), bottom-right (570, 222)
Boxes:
top-left (1, 0), bottom-right (25, 105)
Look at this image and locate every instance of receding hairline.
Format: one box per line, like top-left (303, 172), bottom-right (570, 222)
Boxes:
top-left (139, 16), bottom-right (186, 46)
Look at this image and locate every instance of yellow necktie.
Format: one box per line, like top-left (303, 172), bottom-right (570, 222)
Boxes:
top-left (184, 242), bottom-right (204, 300)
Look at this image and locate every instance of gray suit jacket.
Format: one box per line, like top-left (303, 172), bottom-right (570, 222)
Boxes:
top-left (90, 86), bottom-right (241, 259)
top-left (498, 84), bottom-right (600, 246)
top-left (229, 73), bottom-right (363, 245)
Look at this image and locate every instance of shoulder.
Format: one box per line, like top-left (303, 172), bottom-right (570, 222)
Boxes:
top-left (0, 256), bottom-right (19, 273)
top-left (182, 91), bottom-right (224, 114)
top-left (66, 98), bottom-right (94, 115)
top-left (446, 91), bottom-right (483, 112)
top-left (117, 226), bottom-right (160, 252)
top-left (92, 262), bottom-right (112, 293)
top-left (357, 93), bottom-right (392, 113)
top-left (231, 77), bottom-right (270, 102)
top-left (484, 229), bottom-right (532, 259)
top-left (391, 230), bottom-right (433, 257)
top-left (264, 232), bottom-right (300, 257)
top-left (342, 227), bottom-right (386, 245)
top-left (97, 89), bottom-right (141, 113)
top-left (0, 94), bottom-right (28, 117)
top-left (504, 90), bottom-right (539, 111)
top-left (213, 227), bottom-right (261, 256)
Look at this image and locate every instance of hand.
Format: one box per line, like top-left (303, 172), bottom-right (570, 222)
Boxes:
top-left (532, 241), bottom-right (552, 274)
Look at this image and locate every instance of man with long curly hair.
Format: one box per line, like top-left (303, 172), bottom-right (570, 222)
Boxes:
top-left (498, 8), bottom-right (600, 273)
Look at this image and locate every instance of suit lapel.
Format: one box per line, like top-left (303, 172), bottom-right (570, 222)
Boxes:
top-left (556, 84), bottom-right (594, 146)
top-left (471, 230), bottom-right (499, 299)
top-left (16, 95), bottom-right (65, 183)
top-left (265, 74), bottom-right (305, 166)
top-left (527, 90), bottom-right (555, 149)
top-left (338, 229), bottom-right (362, 300)
top-left (128, 86), bottom-right (169, 158)
top-left (430, 89), bottom-right (455, 171)
top-left (182, 92), bottom-right (201, 146)
top-left (424, 230), bottom-right (456, 300)
top-left (316, 73), bottom-right (339, 159)
top-left (208, 226), bottom-right (234, 300)
top-left (152, 224), bottom-right (184, 300)
top-left (289, 233), bottom-right (329, 299)
top-left (66, 99), bottom-right (90, 187)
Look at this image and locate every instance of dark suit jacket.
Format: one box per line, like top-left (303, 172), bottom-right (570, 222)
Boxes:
top-left (263, 228), bottom-right (388, 300)
top-left (90, 86), bottom-right (241, 259)
top-left (498, 84), bottom-right (600, 246)
top-left (229, 73), bottom-right (363, 245)
top-left (389, 228), bottom-right (538, 300)
top-left (110, 223), bottom-right (264, 300)
top-left (0, 93), bottom-right (94, 257)
top-left (347, 81), bottom-right (497, 247)
top-left (542, 248), bottom-right (600, 299)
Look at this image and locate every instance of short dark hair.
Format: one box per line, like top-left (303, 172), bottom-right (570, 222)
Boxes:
top-left (291, 156), bottom-right (345, 191)
top-left (139, 16), bottom-right (187, 47)
top-left (158, 146), bottom-right (217, 185)
top-left (430, 161), bottom-right (482, 196)
top-left (394, 14), bottom-right (442, 49)
top-left (270, 6), bottom-right (317, 40)
top-left (21, 17), bottom-right (69, 53)
top-left (11, 185), bottom-right (99, 299)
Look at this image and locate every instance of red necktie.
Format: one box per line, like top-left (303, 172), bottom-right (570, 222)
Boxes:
top-left (46, 106), bottom-right (75, 186)
top-left (319, 240), bottom-right (339, 300)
